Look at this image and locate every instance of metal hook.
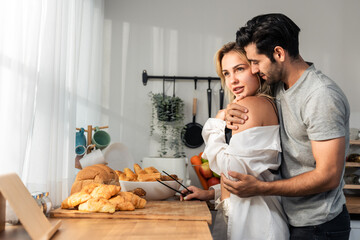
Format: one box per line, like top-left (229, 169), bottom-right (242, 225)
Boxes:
top-left (142, 70), bottom-right (148, 85)
top-left (173, 77), bottom-right (176, 97)
top-left (162, 76), bottom-right (165, 99)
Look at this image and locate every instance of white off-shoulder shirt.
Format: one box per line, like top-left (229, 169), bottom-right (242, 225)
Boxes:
top-left (202, 118), bottom-right (289, 240)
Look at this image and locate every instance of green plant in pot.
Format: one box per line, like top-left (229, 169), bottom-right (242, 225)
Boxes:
top-left (149, 92), bottom-right (185, 158)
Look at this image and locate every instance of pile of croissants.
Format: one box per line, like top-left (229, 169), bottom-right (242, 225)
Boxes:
top-left (61, 182), bottom-right (146, 213)
top-left (116, 164), bottom-right (178, 182)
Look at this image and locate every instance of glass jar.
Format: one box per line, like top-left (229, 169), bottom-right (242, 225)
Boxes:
top-left (32, 192), bottom-right (44, 214)
top-left (42, 192), bottom-right (52, 216)
top-left (31, 191), bottom-right (53, 216)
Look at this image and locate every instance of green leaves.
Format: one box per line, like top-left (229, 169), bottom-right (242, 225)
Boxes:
top-left (150, 93), bottom-right (184, 122)
top-left (149, 92), bottom-right (185, 157)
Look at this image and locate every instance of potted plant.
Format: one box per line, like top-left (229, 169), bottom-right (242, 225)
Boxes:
top-left (149, 92), bottom-right (185, 158)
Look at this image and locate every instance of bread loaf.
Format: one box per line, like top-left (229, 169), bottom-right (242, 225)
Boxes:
top-left (71, 164), bottom-right (120, 194)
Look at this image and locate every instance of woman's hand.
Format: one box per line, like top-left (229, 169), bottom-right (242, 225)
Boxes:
top-left (216, 109), bottom-right (226, 120)
top-left (180, 186), bottom-right (215, 201)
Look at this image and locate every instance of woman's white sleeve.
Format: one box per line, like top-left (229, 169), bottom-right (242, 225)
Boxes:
top-left (209, 183), bottom-right (221, 203)
top-left (202, 118), bottom-right (247, 177)
top-left (202, 118), bottom-right (282, 179)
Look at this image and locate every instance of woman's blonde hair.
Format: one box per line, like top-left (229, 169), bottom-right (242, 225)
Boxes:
top-left (214, 42), bottom-right (272, 103)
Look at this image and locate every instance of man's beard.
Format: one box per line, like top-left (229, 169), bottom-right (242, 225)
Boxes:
top-left (259, 63), bottom-right (282, 85)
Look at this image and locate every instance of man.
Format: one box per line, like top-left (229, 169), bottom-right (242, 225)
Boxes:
top-left (223, 13), bottom-right (351, 239)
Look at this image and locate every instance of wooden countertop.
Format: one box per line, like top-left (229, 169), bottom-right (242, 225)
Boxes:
top-left (0, 200), bottom-right (213, 240)
top-left (1, 218), bottom-right (212, 240)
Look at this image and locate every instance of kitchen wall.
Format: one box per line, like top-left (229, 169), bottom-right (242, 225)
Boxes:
top-left (103, 0), bottom-right (360, 186)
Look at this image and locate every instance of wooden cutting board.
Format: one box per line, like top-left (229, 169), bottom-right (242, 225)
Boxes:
top-left (50, 200), bottom-right (212, 224)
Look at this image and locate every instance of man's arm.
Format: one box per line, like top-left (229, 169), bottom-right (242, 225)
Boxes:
top-left (222, 137), bottom-right (346, 197)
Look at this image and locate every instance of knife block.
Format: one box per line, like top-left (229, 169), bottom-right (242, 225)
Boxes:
top-left (0, 173), bottom-right (61, 239)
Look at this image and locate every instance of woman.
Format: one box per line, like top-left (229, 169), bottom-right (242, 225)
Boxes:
top-left (183, 42), bottom-right (289, 240)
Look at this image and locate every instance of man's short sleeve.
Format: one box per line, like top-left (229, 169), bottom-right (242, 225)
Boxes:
top-left (302, 86), bottom-right (349, 141)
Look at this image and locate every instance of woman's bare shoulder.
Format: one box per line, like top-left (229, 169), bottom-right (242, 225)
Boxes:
top-left (232, 96), bottom-right (278, 134)
top-left (236, 95), bottom-right (269, 109)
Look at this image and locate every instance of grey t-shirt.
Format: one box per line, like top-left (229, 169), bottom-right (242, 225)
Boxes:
top-left (274, 63), bottom-right (350, 227)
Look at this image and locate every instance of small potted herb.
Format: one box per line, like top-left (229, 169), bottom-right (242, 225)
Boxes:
top-left (149, 92), bottom-right (185, 157)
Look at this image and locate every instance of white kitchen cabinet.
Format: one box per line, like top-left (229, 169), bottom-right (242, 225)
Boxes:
top-left (350, 220), bottom-right (360, 239)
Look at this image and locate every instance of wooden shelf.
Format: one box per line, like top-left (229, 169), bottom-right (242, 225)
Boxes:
top-left (344, 141), bottom-right (360, 214)
top-left (346, 162), bottom-right (360, 167)
top-left (344, 184), bottom-right (360, 190)
top-left (350, 140), bottom-right (360, 145)
top-left (346, 196), bottom-right (360, 214)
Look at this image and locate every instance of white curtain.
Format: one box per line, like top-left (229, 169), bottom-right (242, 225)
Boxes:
top-left (0, 0), bottom-right (104, 207)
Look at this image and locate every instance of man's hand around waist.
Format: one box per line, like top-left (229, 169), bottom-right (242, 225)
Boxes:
top-left (222, 171), bottom-right (264, 198)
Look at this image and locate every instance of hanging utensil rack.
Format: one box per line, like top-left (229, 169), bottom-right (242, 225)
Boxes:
top-left (142, 70), bottom-right (220, 88)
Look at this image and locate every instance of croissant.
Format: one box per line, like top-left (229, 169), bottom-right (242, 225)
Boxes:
top-left (134, 164), bottom-right (147, 175)
top-left (90, 184), bottom-right (121, 199)
top-left (116, 170), bottom-right (130, 181)
top-left (117, 192), bottom-right (146, 209)
top-left (61, 191), bottom-right (91, 209)
top-left (124, 168), bottom-right (137, 181)
top-left (144, 166), bottom-right (159, 174)
top-left (81, 183), bottom-right (100, 194)
top-left (109, 195), bottom-right (135, 211)
top-left (78, 198), bottom-right (115, 213)
top-left (137, 173), bottom-right (161, 182)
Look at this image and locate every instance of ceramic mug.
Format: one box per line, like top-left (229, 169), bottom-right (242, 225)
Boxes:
top-left (79, 146), bottom-right (106, 168)
top-left (75, 145), bottom-right (86, 156)
top-left (75, 128), bottom-right (87, 156)
top-left (92, 127), bottom-right (111, 149)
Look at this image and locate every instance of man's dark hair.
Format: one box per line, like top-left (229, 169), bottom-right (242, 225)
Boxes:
top-left (236, 13), bottom-right (300, 62)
